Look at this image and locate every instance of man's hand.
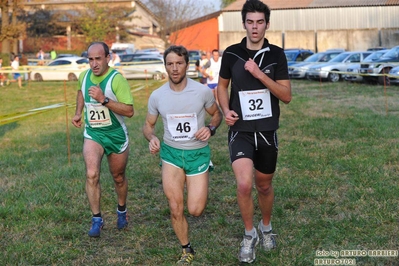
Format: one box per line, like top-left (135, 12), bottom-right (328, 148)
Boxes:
top-left (148, 137), bottom-right (161, 154)
top-left (224, 110), bottom-right (239, 126)
top-left (194, 126), bottom-right (211, 141)
top-left (88, 85), bottom-right (105, 103)
top-left (71, 114), bottom-right (82, 128)
top-left (244, 58), bottom-right (264, 80)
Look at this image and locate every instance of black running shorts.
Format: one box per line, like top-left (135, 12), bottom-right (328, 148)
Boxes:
top-left (228, 130), bottom-right (278, 174)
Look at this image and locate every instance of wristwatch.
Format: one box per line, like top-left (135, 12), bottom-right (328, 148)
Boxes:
top-left (207, 125), bottom-right (216, 136)
top-left (101, 97), bottom-right (109, 106)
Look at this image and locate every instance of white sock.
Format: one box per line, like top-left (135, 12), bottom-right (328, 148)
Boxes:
top-left (245, 227), bottom-right (257, 238)
top-left (259, 220), bottom-right (272, 232)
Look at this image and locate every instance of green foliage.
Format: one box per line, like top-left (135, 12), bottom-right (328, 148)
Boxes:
top-left (0, 80), bottom-right (398, 265)
top-left (221, 0), bottom-right (236, 8)
top-left (77, 3), bottom-right (134, 44)
top-left (23, 8), bottom-right (65, 37)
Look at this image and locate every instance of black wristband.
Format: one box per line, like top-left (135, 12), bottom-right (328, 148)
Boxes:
top-left (207, 125), bottom-right (216, 136)
top-left (101, 97), bottom-right (109, 106)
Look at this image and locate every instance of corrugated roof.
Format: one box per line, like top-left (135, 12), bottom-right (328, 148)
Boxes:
top-left (223, 0), bottom-right (399, 11)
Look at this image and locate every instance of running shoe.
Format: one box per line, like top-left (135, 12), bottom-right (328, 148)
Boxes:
top-left (88, 217), bottom-right (103, 237)
top-left (117, 209), bottom-right (128, 229)
top-left (177, 248), bottom-right (195, 265)
top-left (258, 223), bottom-right (277, 251)
top-left (238, 234), bottom-right (259, 263)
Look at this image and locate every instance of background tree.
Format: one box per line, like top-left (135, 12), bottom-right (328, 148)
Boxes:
top-left (142, 0), bottom-right (217, 49)
top-left (0, 0), bottom-right (26, 55)
top-left (76, 3), bottom-right (134, 44)
top-left (24, 8), bottom-right (65, 37)
top-left (221, 0), bottom-right (235, 8)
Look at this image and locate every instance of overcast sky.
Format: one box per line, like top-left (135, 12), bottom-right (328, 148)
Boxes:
top-left (203, 0), bottom-right (222, 12)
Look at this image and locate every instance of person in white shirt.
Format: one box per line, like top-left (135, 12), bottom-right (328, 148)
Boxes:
top-left (11, 56), bottom-right (22, 89)
top-left (203, 49), bottom-right (221, 103)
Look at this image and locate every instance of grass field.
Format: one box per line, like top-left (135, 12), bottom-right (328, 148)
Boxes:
top-left (1, 79), bottom-right (398, 265)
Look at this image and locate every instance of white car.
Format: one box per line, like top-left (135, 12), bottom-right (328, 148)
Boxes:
top-left (30, 56), bottom-right (89, 81)
top-left (122, 55), bottom-right (167, 80)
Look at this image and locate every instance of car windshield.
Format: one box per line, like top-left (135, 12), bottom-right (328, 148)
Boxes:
top-left (284, 52), bottom-right (297, 61)
top-left (329, 53), bottom-right (350, 63)
top-left (303, 53), bottom-right (322, 62)
top-left (363, 51), bottom-right (388, 62)
top-left (303, 53), bottom-right (337, 63)
top-left (379, 47), bottom-right (399, 59)
top-left (49, 60), bottom-right (71, 66)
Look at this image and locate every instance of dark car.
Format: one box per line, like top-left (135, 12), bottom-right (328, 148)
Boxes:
top-left (284, 49), bottom-right (314, 66)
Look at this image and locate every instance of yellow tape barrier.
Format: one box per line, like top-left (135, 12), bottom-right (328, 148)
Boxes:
top-left (0, 103), bottom-right (69, 126)
top-left (288, 66), bottom-right (398, 78)
top-left (0, 85), bottom-right (146, 126)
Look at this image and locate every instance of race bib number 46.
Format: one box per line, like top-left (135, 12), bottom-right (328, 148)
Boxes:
top-left (167, 113), bottom-right (198, 141)
top-left (239, 89), bottom-right (272, 120)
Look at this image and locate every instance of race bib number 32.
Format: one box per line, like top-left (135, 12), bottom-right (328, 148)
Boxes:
top-left (167, 113), bottom-right (198, 141)
top-left (239, 89), bottom-right (272, 120)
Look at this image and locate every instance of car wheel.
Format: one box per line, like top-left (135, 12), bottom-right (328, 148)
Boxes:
top-left (378, 68), bottom-right (391, 85)
top-left (328, 72), bottom-right (340, 82)
top-left (68, 73), bottom-right (77, 81)
top-left (34, 73), bottom-right (43, 81)
top-left (153, 72), bottom-right (162, 80)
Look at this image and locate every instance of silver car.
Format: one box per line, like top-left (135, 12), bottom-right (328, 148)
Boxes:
top-left (345, 50), bottom-right (389, 82)
top-left (122, 55), bottom-right (167, 80)
top-left (307, 51), bottom-right (371, 82)
top-left (288, 50), bottom-right (343, 79)
top-left (388, 65), bottom-right (399, 85)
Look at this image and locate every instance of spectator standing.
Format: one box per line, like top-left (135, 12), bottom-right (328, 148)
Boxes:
top-left (195, 52), bottom-right (208, 84)
top-left (0, 58), bottom-right (6, 86)
top-left (203, 49), bottom-right (221, 103)
top-left (36, 48), bottom-right (45, 65)
top-left (50, 48), bottom-right (57, 60)
top-left (217, 0), bottom-right (292, 263)
top-left (11, 56), bottom-right (22, 89)
top-left (109, 51), bottom-right (125, 77)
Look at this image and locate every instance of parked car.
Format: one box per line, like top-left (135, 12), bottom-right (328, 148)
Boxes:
top-left (359, 45), bottom-right (399, 85)
top-left (188, 50), bottom-right (201, 61)
top-left (56, 53), bottom-right (79, 59)
top-left (288, 50), bottom-right (343, 79)
top-left (284, 49), bottom-right (314, 66)
top-left (187, 59), bottom-right (199, 78)
top-left (119, 53), bottom-right (162, 63)
top-left (30, 56), bottom-right (89, 81)
top-left (367, 47), bottom-right (387, 51)
top-left (345, 49), bottom-right (389, 82)
top-left (388, 65), bottom-right (399, 85)
top-left (110, 43), bottom-right (135, 55)
top-left (307, 51), bottom-right (371, 82)
top-left (122, 55), bottom-right (167, 80)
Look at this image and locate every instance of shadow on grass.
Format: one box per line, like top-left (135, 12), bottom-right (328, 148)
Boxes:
top-left (0, 122), bottom-right (19, 138)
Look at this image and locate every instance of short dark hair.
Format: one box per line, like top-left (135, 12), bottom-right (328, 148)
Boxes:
top-left (242, 0), bottom-right (271, 24)
top-left (88, 41), bottom-right (110, 57)
top-left (163, 45), bottom-right (189, 65)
